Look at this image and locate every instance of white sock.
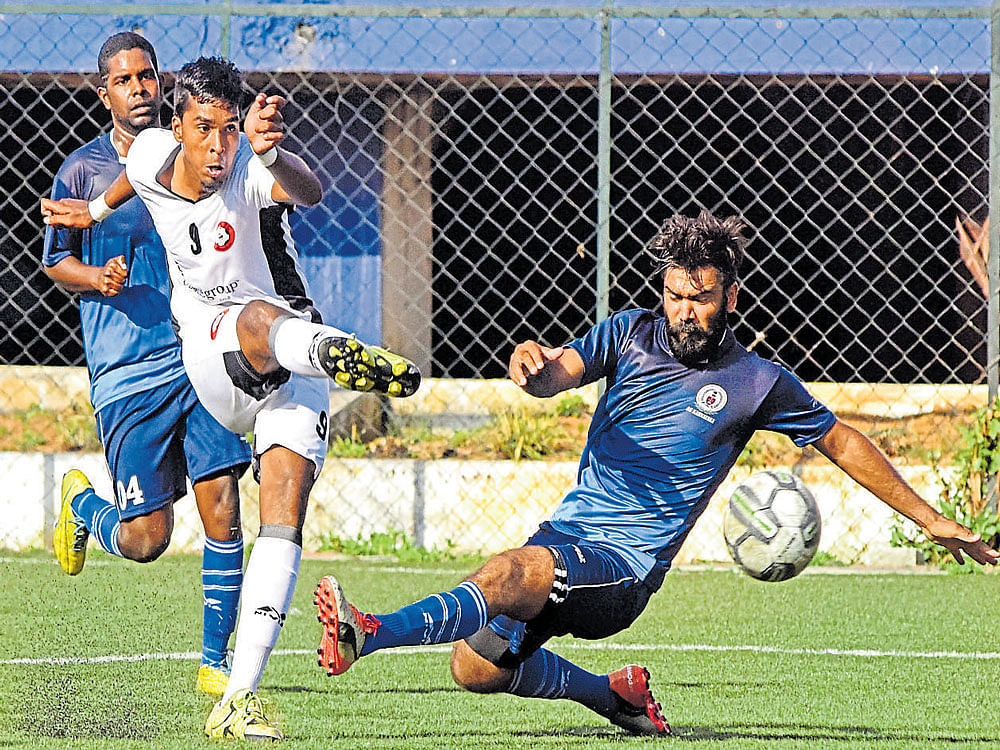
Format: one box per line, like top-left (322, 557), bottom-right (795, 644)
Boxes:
top-left (270, 316), bottom-right (351, 377)
top-left (222, 536), bottom-right (301, 701)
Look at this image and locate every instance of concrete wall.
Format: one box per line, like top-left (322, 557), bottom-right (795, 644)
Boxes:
top-left (6, 451), bottom-right (924, 566)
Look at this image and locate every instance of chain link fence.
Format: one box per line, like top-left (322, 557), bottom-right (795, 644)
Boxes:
top-left (1, 6), bottom-right (997, 564)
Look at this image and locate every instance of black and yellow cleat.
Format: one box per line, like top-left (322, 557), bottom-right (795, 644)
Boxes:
top-left (53, 469), bottom-right (92, 576)
top-left (314, 335), bottom-right (420, 398)
top-left (204, 689), bottom-right (283, 741)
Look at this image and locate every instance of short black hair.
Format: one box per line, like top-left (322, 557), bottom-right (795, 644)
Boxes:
top-left (174, 56), bottom-right (244, 117)
top-left (648, 211), bottom-right (748, 289)
top-left (97, 32), bottom-right (158, 79)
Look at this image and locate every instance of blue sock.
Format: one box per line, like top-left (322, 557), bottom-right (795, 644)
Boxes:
top-left (71, 488), bottom-right (121, 557)
top-left (201, 537), bottom-right (244, 667)
top-left (507, 648), bottom-right (618, 717)
top-left (360, 581), bottom-right (489, 656)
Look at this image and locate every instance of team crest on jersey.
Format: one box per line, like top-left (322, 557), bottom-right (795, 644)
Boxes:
top-left (214, 221), bottom-right (235, 252)
top-left (695, 384), bottom-right (728, 414)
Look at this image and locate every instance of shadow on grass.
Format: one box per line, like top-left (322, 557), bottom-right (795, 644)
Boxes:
top-left (274, 683), bottom-right (464, 696)
top-left (673, 723), bottom-right (1000, 744)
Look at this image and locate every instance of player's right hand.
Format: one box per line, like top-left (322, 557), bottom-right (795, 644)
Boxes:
top-left (98, 255), bottom-right (128, 297)
top-left (40, 197), bottom-right (94, 229)
top-left (245, 93), bottom-right (286, 156)
top-left (924, 515), bottom-right (1000, 566)
top-left (508, 340), bottom-right (565, 387)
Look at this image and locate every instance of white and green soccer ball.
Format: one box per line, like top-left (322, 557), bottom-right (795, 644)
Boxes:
top-left (723, 470), bottom-right (821, 582)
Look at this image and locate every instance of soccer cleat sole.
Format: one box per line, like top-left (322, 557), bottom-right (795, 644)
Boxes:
top-left (608, 665), bottom-right (671, 737)
top-left (317, 337), bottom-right (420, 398)
top-left (315, 575), bottom-right (363, 676)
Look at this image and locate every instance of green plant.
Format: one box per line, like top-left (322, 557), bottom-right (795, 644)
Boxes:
top-left (809, 550), bottom-right (847, 567)
top-left (327, 435), bottom-right (367, 458)
top-left (554, 394), bottom-right (588, 418)
top-left (488, 409), bottom-right (565, 461)
top-left (736, 439), bottom-right (767, 469)
top-left (16, 430), bottom-right (46, 451)
top-left (890, 399), bottom-right (1000, 569)
top-left (316, 529), bottom-right (473, 563)
top-left (56, 411), bottom-right (99, 451)
top-left (15, 403), bottom-right (45, 424)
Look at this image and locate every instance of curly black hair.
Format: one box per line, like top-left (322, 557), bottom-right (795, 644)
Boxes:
top-left (647, 211), bottom-right (748, 289)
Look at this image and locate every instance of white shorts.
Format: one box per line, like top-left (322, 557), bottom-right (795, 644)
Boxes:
top-left (177, 302), bottom-right (328, 476)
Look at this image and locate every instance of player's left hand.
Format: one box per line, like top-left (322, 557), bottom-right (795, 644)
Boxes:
top-left (924, 516), bottom-right (1000, 566)
top-left (245, 93), bottom-right (286, 156)
top-left (98, 255), bottom-right (128, 297)
top-left (40, 197), bottom-right (94, 229)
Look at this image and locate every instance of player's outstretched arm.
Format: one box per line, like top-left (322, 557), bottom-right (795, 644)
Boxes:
top-left (814, 419), bottom-right (1000, 566)
top-left (45, 255), bottom-right (128, 296)
top-left (244, 93), bottom-right (322, 207)
top-left (509, 340), bottom-right (584, 398)
top-left (41, 170), bottom-right (135, 229)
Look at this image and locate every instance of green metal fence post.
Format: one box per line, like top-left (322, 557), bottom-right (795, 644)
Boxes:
top-left (596, 2), bottom-right (612, 326)
top-left (987, 0), bottom-right (999, 510)
top-left (221, 0), bottom-right (232, 58)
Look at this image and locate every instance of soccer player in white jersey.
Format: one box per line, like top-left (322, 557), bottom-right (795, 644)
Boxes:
top-left (43, 32), bottom-right (251, 699)
top-left (43, 56), bottom-right (420, 741)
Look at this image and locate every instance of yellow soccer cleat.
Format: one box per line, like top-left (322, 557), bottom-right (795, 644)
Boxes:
top-left (53, 469), bottom-right (93, 576)
top-left (205, 689), bottom-right (283, 742)
top-left (196, 662), bottom-right (230, 696)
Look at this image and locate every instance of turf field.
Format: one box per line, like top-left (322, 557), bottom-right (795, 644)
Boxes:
top-left (2, 550), bottom-right (1000, 749)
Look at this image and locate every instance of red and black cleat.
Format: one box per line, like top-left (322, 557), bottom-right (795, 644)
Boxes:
top-left (607, 664), bottom-right (671, 736)
top-left (314, 575), bottom-right (380, 676)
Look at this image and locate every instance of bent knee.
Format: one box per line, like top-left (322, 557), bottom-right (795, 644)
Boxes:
top-left (117, 514), bottom-right (172, 562)
top-left (118, 534), bottom-right (170, 563)
top-left (450, 641), bottom-right (511, 694)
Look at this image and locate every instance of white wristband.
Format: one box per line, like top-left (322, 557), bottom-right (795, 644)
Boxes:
top-left (88, 193), bottom-right (114, 222)
top-left (256, 147), bottom-right (279, 167)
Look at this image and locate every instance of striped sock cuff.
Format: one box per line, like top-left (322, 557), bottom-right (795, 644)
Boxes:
top-left (91, 505), bottom-right (121, 557)
top-left (457, 581), bottom-right (489, 630)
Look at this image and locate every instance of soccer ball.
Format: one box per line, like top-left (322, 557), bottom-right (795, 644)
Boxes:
top-left (723, 470), bottom-right (821, 582)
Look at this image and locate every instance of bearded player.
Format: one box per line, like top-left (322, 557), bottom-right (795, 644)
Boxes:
top-left (311, 212), bottom-right (997, 737)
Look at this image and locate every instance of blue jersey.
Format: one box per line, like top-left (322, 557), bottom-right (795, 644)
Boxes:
top-left (42, 133), bottom-right (184, 411)
top-left (548, 309), bottom-right (836, 579)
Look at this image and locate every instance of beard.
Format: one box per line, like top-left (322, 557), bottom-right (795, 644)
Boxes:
top-left (667, 308), bottom-right (728, 367)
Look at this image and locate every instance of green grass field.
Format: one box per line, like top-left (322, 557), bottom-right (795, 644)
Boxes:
top-left (3, 550), bottom-right (1000, 749)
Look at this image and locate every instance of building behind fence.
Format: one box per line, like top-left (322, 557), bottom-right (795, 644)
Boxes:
top-left (1, 3), bottom-right (998, 562)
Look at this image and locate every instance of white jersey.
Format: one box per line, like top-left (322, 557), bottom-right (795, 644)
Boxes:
top-left (126, 128), bottom-right (317, 327)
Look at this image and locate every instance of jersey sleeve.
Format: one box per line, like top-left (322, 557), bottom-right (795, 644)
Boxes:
top-left (242, 139), bottom-right (278, 209)
top-left (41, 158), bottom-right (85, 267)
top-left (124, 129), bottom-right (158, 198)
top-left (565, 311), bottom-right (634, 386)
top-left (754, 366), bottom-right (837, 446)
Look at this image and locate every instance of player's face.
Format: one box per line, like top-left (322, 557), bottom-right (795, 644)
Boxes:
top-left (173, 99), bottom-right (241, 195)
top-left (98, 48), bottom-right (161, 135)
top-left (662, 265), bottom-right (738, 366)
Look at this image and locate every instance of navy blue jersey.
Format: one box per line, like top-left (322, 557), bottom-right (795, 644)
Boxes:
top-left (42, 133), bottom-right (184, 411)
top-left (548, 309), bottom-right (836, 579)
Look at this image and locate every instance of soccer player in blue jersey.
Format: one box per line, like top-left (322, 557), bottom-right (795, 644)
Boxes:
top-left (41, 33), bottom-right (252, 697)
top-left (313, 211), bottom-right (999, 736)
